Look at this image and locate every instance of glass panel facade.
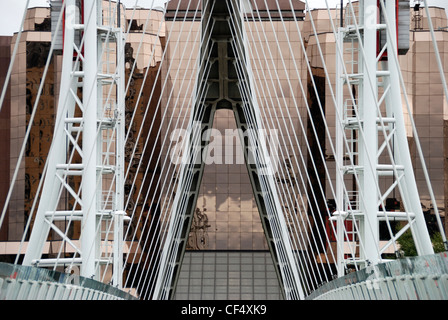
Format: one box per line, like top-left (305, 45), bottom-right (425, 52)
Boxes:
top-left (174, 251), bottom-right (283, 300)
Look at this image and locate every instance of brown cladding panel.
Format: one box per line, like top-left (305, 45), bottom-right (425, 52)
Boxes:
top-left (0, 36), bottom-right (11, 241)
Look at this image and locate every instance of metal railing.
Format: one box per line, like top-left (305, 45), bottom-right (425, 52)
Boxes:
top-left (307, 252), bottom-right (448, 300)
top-left (0, 262), bottom-right (137, 300)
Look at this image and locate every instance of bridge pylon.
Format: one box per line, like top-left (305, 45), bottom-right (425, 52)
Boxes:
top-left (22, 0), bottom-right (126, 287)
top-left (334, 0), bottom-right (434, 276)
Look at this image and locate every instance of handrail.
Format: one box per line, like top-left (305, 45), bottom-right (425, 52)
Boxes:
top-left (307, 252), bottom-right (448, 300)
top-left (0, 262), bottom-right (137, 300)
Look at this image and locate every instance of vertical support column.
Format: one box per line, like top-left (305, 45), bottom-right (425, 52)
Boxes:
top-left (113, 211), bottom-right (124, 287)
top-left (383, 0), bottom-right (433, 255)
top-left (335, 29), bottom-right (345, 277)
top-left (359, 0), bottom-right (379, 265)
top-left (81, 0), bottom-right (99, 279)
top-left (113, 17), bottom-right (126, 289)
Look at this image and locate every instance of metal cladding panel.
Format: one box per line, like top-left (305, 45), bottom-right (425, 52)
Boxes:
top-left (379, 0), bottom-right (410, 56)
top-left (165, 0), bottom-right (305, 20)
top-left (397, 0), bottom-right (410, 55)
top-left (50, 0), bottom-right (82, 52)
top-left (50, 0), bottom-right (64, 51)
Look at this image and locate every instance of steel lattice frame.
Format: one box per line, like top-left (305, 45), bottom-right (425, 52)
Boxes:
top-left (22, 0), bottom-right (126, 287)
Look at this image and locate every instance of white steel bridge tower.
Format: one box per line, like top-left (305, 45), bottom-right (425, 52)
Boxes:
top-left (334, 0), bottom-right (435, 274)
top-left (22, 0), bottom-right (126, 287)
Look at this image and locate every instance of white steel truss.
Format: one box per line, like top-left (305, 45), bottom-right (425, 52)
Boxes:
top-left (334, 0), bottom-right (434, 275)
top-left (22, 0), bottom-right (127, 287)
